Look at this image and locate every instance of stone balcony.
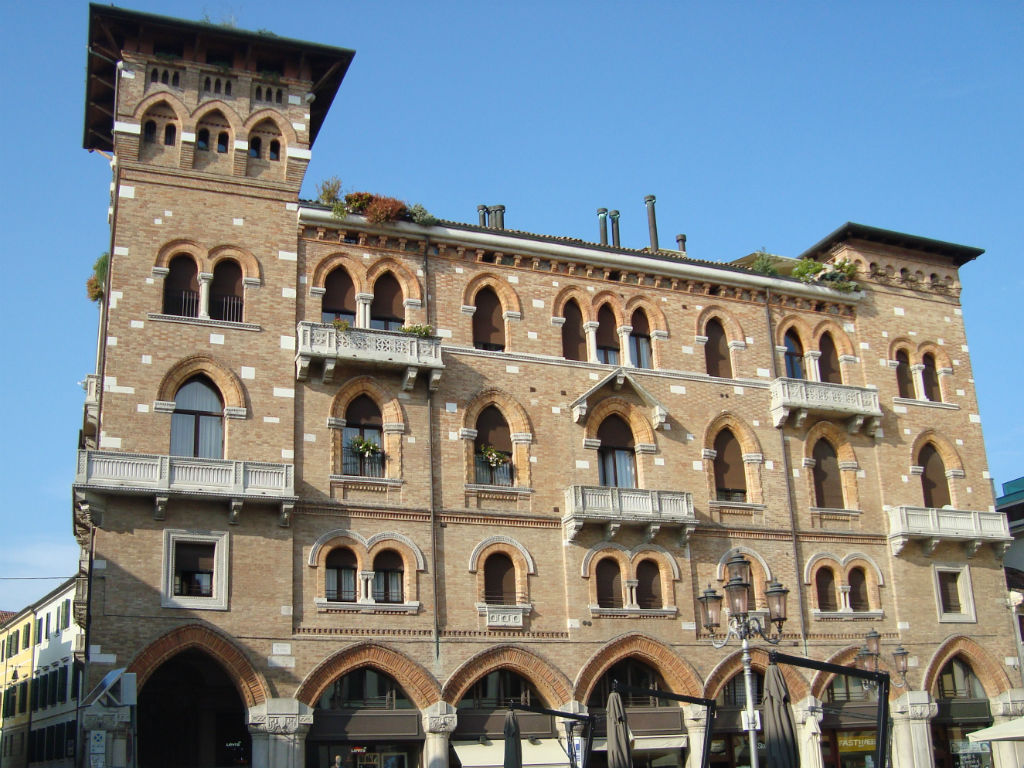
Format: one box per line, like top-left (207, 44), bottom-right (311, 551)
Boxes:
top-left (563, 485), bottom-right (697, 543)
top-left (81, 374), bottom-right (101, 445)
top-left (295, 322), bottom-right (443, 389)
top-left (770, 377), bottom-right (882, 434)
top-left (887, 505), bottom-right (1012, 557)
top-left (74, 449), bottom-right (296, 525)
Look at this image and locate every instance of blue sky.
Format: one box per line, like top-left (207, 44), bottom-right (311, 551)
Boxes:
top-left (1, 1), bottom-right (1022, 609)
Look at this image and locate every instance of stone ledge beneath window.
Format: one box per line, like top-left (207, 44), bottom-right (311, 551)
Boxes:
top-left (892, 397), bottom-right (959, 411)
top-left (330, 475), bottom-right (403, 503)
top-left (588, 606), bottom-right (678, 619)
top-left (147, 313), bottom-right (262, 332)
top-left (938, 612), bottom-right (977, 624)
top-left (708, 500), bottom-right (766, 524)
top-left (314, 597), bottom-right (420, 615)
top-left (810, 507), bottom-right (863, 530)
top-left (464, 485), bottom-right (533, 513)
top-left (812, 610), bottom-right (884, 621)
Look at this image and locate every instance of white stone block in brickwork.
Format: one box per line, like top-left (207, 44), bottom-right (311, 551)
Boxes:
top-left (407, 436), bottom-right (416, 444)
top-left (146, 277), bottom-right (154, 284)
top-left (210, 334), bottom-right (225, 345)
top-left (909, 331), bottom-right (917, 336)
top-left (274, 388), bottom-right (295, 398)
top-left (956, 389), bottom-right (965, 396)
top-left (507, 275), bottom-right (519, 283)
top-left (281, 336), bottom-right (296, 350)
top-left (437, 329), bottom-right (452, 338)
top-left (282, 287), bottom-right (297, 298)
top-left (681, 346), bottom-right (694, 355)
top-left (530, 456), bottom-right (537, 463)
top-left (733, 386), bottom-right (744, 395)
top-left (154, 218), bottom-right (163, 225)
top-left (233, 218), bottom-right (244, 226)
top-left (552, 407), bottom-right (561, 414)
top-left (506, 366), bottom-right (520, 374)
top-left (281, 605), bottom-right (293, 615)
top-left (286, 202), bottom-right (298, 211)
top-left (304, 434), bottom-right (316, 442)
top-left (281, 449), bottom-right (294, 459)
top-left (956, 438), bottom-right (964, 445)
top-left (113, 246), bottom-right (129, 256)
top-left (654, 457), bottom-right (665, 466)
top-left (692, 461), bottom-right (703, 470)
top-left (765, 460), bottom-right (774, 470)
top-left (446, 403), bottom-right (458, 412)
top-left (955, 308), bottom-right (963, 315)
top-left (107, 336), bottom-right (117, 346)
top-left (670, 385), bottom-right (686, 394)
top-left (278, 250), bottom-right (297, 261)
top-left (268, 655), bottom-right (296, 668)
top-left (527, 331), bottom-right (538, 339)
top-left (110, 290), bottom-right (122, 309)
top-left (792, 469), bottom-right (800, 478)
top-left (137, 404), bottom-right (149, 413)
top-left (532, 299), bottom-right (544, 308)
top-left (448, 432), bottom-right (459, 440)
top-left (291, 122), bottom-right (305, 131)
top-left (961, 344), bottom-right (969, 352)
top-left (589, 373), bottom-right (599, 380)
top-left (859, 342), bottom-right (869, 349)
top-left (286, 146), bottom-right (311, 159)
top-left (575, 460), bottom-right (590, 469)
top-left (119, 186), bottom-right (135, 199)
top-left (894, 307), bottom-right (905, 316)
top-left (99, 435), bottom-right (122, 449)
top-left (241, 367), bottom-right (255, 379)
top-left (131, 320), bottom-right (144, 328)
top-left (264, 416), bottom-right (280, 423)
top-left (983, 471), bottom-right (991, 479)
top-left (752, 420), bottom-right (760, 427)
top-left (894, 405), bottom-right (907, 414)
top-left (969, 414), bottom-right (981, 423)
top-left (141, 355), bottom-right (151, 364)
top-left (455, 267), bottom-right (464, 274)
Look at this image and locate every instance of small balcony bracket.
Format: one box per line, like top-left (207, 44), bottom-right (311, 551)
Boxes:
top-left (153, 495), bottom-right (168, 521)
top-left (228, 498), bottom-right (243, 525)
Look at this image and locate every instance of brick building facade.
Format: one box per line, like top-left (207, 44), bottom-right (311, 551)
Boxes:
top-left (69, 5), bottom-right (1023, 768)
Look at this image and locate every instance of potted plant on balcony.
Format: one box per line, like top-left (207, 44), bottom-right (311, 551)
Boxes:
top-left (400, 324), bottom-right (434, 338)
top-left (331, 318), bottom-right (350, 332)
top-left (479, 444), bottom-right (509, 468)
top-left (349, 435), bottom-right (380, 458)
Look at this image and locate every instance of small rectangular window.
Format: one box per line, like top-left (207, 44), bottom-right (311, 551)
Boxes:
top-left (162, 529), bottom-right (230, 610)
top-left (938, 571), bottom-right (961, 613)
top-left (174, 541), bottom-right (216, 597)
top-left (935, 565), bottom-right (975, 622)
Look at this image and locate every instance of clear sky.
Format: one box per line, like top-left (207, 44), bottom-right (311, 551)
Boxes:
top-left (1, 1), bottom-right (1022, 609)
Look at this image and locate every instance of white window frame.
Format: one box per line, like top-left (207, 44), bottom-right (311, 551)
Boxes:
top-left (933, 564), bottom-right (976, 623)
top-left (161, 528), bottom-right (230, 611)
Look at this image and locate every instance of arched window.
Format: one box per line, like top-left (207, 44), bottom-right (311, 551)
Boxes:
top-left (210, 259), bottom-right (243, 323)
top-left (224, 81), bottom-right (232, 96)
top-left (635, 559), bottom-right (662, 609)
top-left (143, 120), bottom-right (157, 143)
top-left (920, 443), bottom-right (951, 508)
top-left (325, 547), bottom-right (357, 602)
top-left (457, 670), bottom-right (538, 709)
top-left (922, 352), bottom-right (941, 402)
top-left (826, 673), bottom-right (876, 703)
top-left (342, 395), bottom-right (383, 477)
top-left (197, 128), bottom-right (210, 152)
top-left (203, 76), bottom-right (211, 93)
top-left (214, 78), bottom-right (222, 94)
top-left (248, 137), bottom-right (262, 159)
top-left (161, 70), bottom-right (169, 85)
top-left (150, 68), bottom-right (159, 84)
top-left (171, 71), bottom-right (180, 88)
top-left (170, 376), bottom-right (223, 459)
top-left (705, 318), bottom-right (732, 378)
top-left (216, 131), bottom-right (229, 154)
top-left (472, 287), bottom-right (505, 351)
top-left (322, 268), bottom-right (356, 325)
top-left (483, 553), bottom-right (516, 605)
top-left (628, 309), bottom-right (652, 369)
top-left (784, 330), bottom-right (804, 379)
top-left (317, 668), bottom-right (412, 710)
top-left (895, 349), bottom-right (914, 398)
top-left (716, 671), bottom-right (764, 708)
top-left (819, 332), bottom-right (842, 384)
top-left (269, 140), bottom-right (280, 161)
top-left (848, 567), bottom-right (869, 612)
top-left (587, 659), bottom-right (668, 707)
top-left (474, 405), bottom-right (512, 486)
top-left (255, 86), bottom-right (262, 101)
top-left (595, 558), bottom-right (622, 608)
top-left (370, 272), bottom-right (404, 331)
top-left (163, 124), bottom-right (176, 146)
top-left (713, 429), bottom-right (746, 502)
top-left (561, 300), bottom-right (586, 361)
top-left (815, 567), bottom-right (838, 611)
top-left (812, 439), bottom-right (844, 509)
top-left (597, 415), bottom-right (636, 489)
top-left (935, 657), bottom-right (986, 700)
top-left (372, 550), bottom-right (403, 604)
top-left (163, 254), bottom-right (199, 317)
top-left (276, 89), bottom-right (283, 104)
top-left (595, 305), bottom-right (619, 364)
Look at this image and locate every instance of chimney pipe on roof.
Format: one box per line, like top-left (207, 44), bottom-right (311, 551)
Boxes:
top-left (676, 234), bottom-right (687, 254)
top-left (597, 208), bottom-right (608, 245)
top-left (609, 210), bottom-right (620, 248)
top-left (477, 205), bottom-right (489, 227)
top-left (490, 205), bottom-right (505, 230)
top-left (644, 195), bottom-right (659, 251)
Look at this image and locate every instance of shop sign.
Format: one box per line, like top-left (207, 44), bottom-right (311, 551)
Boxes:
top-left (951, 741), bottom-right (991, 754)
top-left (837, 732), bottom-right (876, 752)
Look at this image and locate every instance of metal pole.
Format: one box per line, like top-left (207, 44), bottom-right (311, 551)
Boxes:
top-left (741, 634), bottom-right (759, 768)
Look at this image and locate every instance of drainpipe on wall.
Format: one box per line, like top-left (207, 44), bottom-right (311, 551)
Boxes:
top-left (423, 238), bottom-right (441, 662)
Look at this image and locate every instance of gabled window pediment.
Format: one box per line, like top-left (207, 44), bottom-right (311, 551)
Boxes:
top-left (569, 368), bottom-right (667, 431)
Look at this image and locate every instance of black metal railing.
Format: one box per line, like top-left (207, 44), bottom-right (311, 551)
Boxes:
top-left (475, 455), bottom-right (513, 486)
top-left (211, 294), bottom-right (243, 322)
top-left (325, 586), bottom-right (358, 602)
top-left (342, 450), bottom-right (385, 478)
top-left (164, 289), bottom-right (199, 318)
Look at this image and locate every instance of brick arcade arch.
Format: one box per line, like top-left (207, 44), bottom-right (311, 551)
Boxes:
top-left (575, 633), bottom-right (703, 702)
top-left (704, 647), bottom-right (810, 702)
top-left (810, 645), bottom-right (901, 702)
top-left (443, 645), bottom-right (572, 708)
top-left (922, 635), bottom-right (1012, 699)
top-left (127, 623), bottom-right (269, 707)
top-left (296, 642), bottom-right (441, 710)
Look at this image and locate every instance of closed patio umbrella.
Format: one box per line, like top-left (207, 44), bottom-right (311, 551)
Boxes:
top-left (606, 691), bottom-right (632, 768)
top-left (504, 709), bottom-right (523, 768)
top-left (762, 663), bottom-right (799, 768)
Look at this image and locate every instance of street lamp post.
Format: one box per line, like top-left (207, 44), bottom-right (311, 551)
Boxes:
top-left (696, 554), bottom-right (789, 768)
top-left (856, 628), bottom-right (909, 689)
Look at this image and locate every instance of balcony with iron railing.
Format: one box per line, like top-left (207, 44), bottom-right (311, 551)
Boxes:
top-left (770, 377), bottom-right (882, 435)
top-left (886, 505), bottom-right (1012, 557)
top-left (562, 485), bottom-right (697, 543)
top-left (295, 321), bottom-right (444, 389)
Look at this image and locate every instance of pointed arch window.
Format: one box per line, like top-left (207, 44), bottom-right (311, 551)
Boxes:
top-left (325, 547), bottom-right (357, 602)
top-left (635, 559), bottom-right (662, 609)
top-left (317, 668), bottom-right (412, 710)
top-left (216, 131), bottom-right (229, 154)
top-left (370, 272), bottom-right (404, 331)
top-left (628, 309), bottom-right (652, 369)
top-left (458, 669), bottom-right (538, 710)
top-left (895, 349), bottom-right (914, 398)
top-left (713, 429), bottom-right (746, 502)
top-left (815, 567), bottom-right (838, 611)
top-left (595, 305), bottom-right (619, 364)
top-left (483, 553), bottom-right (516, 605)
top-left (163, 124), bottom-right (176, 146)
top-left (170, 376), bottom-right (223, 459)
top-left (248, 137), bottom-right (262, 159)
top-left (936, 657), bottom-right (986, 700)
top-left (848, 567), bottom-right (869, 612)
top-left (717, 671), bottom-right (764, 708)
top-left (342, 395), bottom-right (383, 477)
top-left (474, 405), bottom-right (513, 486)
top-left (705, 318), bottom-right (732, 378)
top-left (143, 120), bottom-right (157, 143)
top-left (269, 140), bottom-right (280, 161)
top-left (322, 268), bottom-right (356, 325)
top-left (784, 330), bottom-right (804, 379)
top-left (372, 550), bottom-right (404, 604)
top-left (922, 352), bottom-right (942, 402)
top-left (587, 659), bottom-right (668, 707)
top-left (562, 300), bottom-right (586, 361)
top-left (597, 415), bottom-right (636, 489)
top-left (473, 287), bottom-right (505, 351)
top-left (163, 254), bottom-right (200, 317)
top-left (197, 128), bottom-right (210, 152)
top-left (920, 443), bottom-right (951, 508)
top-left (819, 332), bottom-right (842, 384)
top-left (595, 558), bottom-right (623, 608)
top-left (812, 439), bottom-right (844, 509)
top-left (210, 259), bottom-right (243, 323)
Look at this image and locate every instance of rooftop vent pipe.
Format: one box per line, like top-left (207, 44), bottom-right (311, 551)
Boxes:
top-left (609, 210), bottom-right (620, 248)
top-left (597, 208), bottom-right (608, 245)
top-left (676, 234), bottom-right (687, 254)
top-left (489, 205), bottom-right (505, 230)
top-left (477, 205), bottom-right (489, 227)
top-left (644, 195), bottom-right (659, 251)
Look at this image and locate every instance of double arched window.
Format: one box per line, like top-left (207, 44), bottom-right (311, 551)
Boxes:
top-left (322, 267), bottom-right (356, 325)
top-left (210, 260), bottom-right (243, 322)
top-left (163, 254), bottom-right (200, 317)
top-left (628, 309), bottom-right (652, 369)
top-left (325, 547), bottom-right (357, 602)
top-left (596, 558), bottom-right (623, 608)
top-left (372, 550), bottom-right (404, 604)
top-left (595, 305), bottom-right (619, 364)
top-left (784, 330), bottom-right (804, 379)
top-left (170, 376), bottom-right (223, 458)
top-left (818, 332), bottom-right (842, 384)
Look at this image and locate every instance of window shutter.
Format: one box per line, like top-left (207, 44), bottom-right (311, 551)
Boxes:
top-left (819, 333), bottom-right (842, 384)
top-left (812, 439), bottom-right (844, 509)
top-left (705, 319), bottom-right (732, 378)
top-left (562, 301), bottom-right (586, 361)
top-left (920, 443), bottom-right (951, 508)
